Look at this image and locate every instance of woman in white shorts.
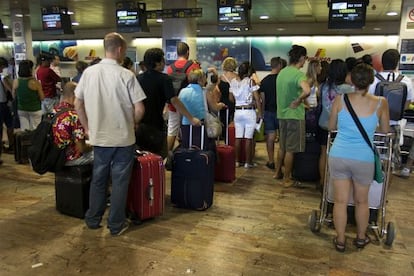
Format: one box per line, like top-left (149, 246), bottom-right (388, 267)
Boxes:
top-left (230, 61), bottom-right (262, 168)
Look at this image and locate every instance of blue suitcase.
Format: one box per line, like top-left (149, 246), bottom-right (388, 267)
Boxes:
top-left (171, 125), bottom-right (215, 210)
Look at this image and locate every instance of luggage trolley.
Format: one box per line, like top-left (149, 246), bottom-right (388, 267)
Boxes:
top-left (308, 131), bottom-right (396, 246)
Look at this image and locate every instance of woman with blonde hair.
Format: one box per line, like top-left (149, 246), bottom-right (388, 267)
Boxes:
top-left (218, 57), bottom-right (238, 131)
top-left (305, 59), bottom-right (322, 108)
top-left (178, 69), bottom-right (217, 152)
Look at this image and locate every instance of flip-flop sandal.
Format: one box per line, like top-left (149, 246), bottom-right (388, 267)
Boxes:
top-left (353, 235), bottom-right (371, 249)
top-left (333, 237), bottom-right (346, 252)
top-left (272, 173), bottom-right (283, 179)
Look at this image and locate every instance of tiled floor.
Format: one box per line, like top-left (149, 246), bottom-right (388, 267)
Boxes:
top-left (0, 142), bottom-right (413, 275)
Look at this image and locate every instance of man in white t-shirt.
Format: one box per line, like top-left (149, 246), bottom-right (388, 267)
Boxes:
top-left (75, 32), bottom-right (146, 236)
top-left (368, 48), bottom-right (414, 173)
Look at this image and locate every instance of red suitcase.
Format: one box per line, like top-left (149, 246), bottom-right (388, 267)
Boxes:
top-left (127, 151), bottom-right (165, 221)
top-left (215, 110), bottom-right (236, 182)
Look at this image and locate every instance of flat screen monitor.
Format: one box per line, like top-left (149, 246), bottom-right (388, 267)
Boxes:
top-left (218, 6), bottom-right (248, 25)
top-left (328, 0), bottom-right (367, 29)
top-left (116, 8), bottom-right (148, 33)
top-left (42, 13), bottom-right (74, 34)
top-left (217, 5), bottom-right (250, 31)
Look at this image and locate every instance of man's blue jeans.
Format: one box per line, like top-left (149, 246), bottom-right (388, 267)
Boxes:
top-left (85, 145), bottom-right (135, 234)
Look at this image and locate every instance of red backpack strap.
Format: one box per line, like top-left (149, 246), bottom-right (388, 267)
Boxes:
top-left (182, 60), bottom-right (195, 74)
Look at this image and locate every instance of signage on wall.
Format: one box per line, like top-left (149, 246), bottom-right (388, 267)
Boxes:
top-left (406, 7), bottom-right (414, 30)
top-left (146, 8), bottom-right (202, 19)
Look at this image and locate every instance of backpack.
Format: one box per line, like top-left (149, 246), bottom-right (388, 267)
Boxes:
top-left (28, 109), bottom-right (70, 175)
top-left (170, 60), bottom-right (194, 96)
top-left (374, 72), bottom-right (408, 121)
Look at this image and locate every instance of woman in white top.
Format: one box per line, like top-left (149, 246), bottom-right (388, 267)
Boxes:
top-left (230, 61), bottom-right (262, 168)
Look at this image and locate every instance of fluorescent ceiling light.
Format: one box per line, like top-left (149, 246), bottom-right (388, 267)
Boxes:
top-left (260, 15), bottom-right (269, 20)
top-left (386, 11), bottom-right (398, 16)
top-left (72, 22), bottom-right (79, 26)
top-left (156, 19), bottom-right (163, 23)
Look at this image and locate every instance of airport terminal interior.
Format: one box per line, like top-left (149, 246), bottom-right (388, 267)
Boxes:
top-left (1, 0), bottom-right (414, 275)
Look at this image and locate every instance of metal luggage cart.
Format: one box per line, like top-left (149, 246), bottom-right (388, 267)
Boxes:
top-left (308, 131), bottom-right (396, 246)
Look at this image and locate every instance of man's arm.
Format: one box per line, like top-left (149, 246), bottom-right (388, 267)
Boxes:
top-left (170, 96), bottom-right (201, 126)
top-left (133, 101), bottom-right (145, 128)
top-left (74, 97), bottom-right (89, 136)
top-left (290, 79), bottom-right (311, 109)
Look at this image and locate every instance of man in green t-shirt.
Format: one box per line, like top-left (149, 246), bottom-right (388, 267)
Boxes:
top-left (274, 45), bottom-right (310, 188)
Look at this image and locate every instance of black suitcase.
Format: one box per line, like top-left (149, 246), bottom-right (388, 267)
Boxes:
top-left (14, 130), bottom-right (33, 164)
top-left (293, 139), bottom-right (321, 182)
top-left (55, 165), bottom-right (92, 218)
top-left (292, 107), bottom-right (321, 182)
top-left (171, 125), bottom-right (215, 210)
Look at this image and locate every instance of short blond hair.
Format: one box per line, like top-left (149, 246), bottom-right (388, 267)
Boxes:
top-left (187, 69), bottom-right (204, 84)
top-left (222, 57), bottom-right (237, 72)
top-left (104, 32), bottom-right (126, 53)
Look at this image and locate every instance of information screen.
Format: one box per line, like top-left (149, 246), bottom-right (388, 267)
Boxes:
top-left (42, 14), bottom-right (62, 30)
top-left (328, 1), bottom-right (367, 29)
top-left (218, 6), bottom-right (248, 25)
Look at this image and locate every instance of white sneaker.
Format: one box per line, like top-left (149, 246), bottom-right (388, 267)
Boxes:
top-left (244, 163), bottom-right (253, 169)
top-left (400, 168), bottom-right (410, 178)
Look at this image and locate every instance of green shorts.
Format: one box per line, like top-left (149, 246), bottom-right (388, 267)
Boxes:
top-left (279, 119), bottom-right (305, 153)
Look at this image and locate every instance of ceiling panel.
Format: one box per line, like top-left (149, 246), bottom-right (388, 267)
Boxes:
top-left (0, 0), bottom-right (403, 38)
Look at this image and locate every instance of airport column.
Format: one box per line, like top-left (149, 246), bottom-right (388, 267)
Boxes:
top-left (162, 0), bottom-right (198, 60)
top-left (10, 6), bottom-right (34, 65)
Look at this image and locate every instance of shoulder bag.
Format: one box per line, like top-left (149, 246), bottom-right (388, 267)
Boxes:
top-left (203, 89), bottom-right (222, 139)
top-left (343, 94), bottom-right (384, 183)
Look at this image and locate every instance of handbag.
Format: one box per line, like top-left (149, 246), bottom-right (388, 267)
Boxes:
top-left (203, 90), bottom-right (222, 138)
top-left (344, 94), bottom-right (384, 183)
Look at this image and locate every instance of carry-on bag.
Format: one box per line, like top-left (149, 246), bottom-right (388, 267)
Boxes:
top-left (127, 151), bottom-right (165, 221)
top-left (215, 109), bottom-right (236, 182)
top-left (55, 165), bottom-right (92, 219)
top-left (292, 139), bottom-right (320, 182)
top-left (14, 130), bottom-right (33, 164)
top-left (292, 108), bottom-right (321, 182)
top-left (171, 125), bottom-right (215, 210)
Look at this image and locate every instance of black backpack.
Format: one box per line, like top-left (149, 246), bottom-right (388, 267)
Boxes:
top-left (374, 72), bottom-right (408, 121)
top-left (170, 60), bottom-right (194, 96)
top-left (28, 109), bottom-right (70, 175)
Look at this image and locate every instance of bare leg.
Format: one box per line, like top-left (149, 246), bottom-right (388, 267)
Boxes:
top-left (245, 138), bottom-right (252, 165)
top-left (333, 178), bottom-right (352, 244)
top-left (167, 135), bottom-right (176, 152)
top-left (266, 132), bottom-right (276, 164)
top-left (353, 182), bottom-right (370, 240)
top-left (235, 138), bottom-right (241, 165)
top-left (282, 151), bottom-right (294, 186)
top-left (274, 148), bottom-right (285, 178)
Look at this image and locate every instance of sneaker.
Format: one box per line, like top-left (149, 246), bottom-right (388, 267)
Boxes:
top-left (244, 163), bottom-right (254, 169)
top-left (86, 223), bottom-right (102, 230)
top-left (283, 180), bottom-right (295, 188)
top-left (400, 167), bottom-right (410, 178)
top-left (111, 221), bottom-right (130, 236)
top-left (266, 162), bottom-right (275, 170)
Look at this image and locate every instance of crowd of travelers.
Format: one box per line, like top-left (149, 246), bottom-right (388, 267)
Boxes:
top-left (0, 32), bottom-right (413, 246)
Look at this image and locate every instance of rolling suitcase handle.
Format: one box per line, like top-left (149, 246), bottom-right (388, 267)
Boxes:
top-left (189, 124), bottom-right (205, 151)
